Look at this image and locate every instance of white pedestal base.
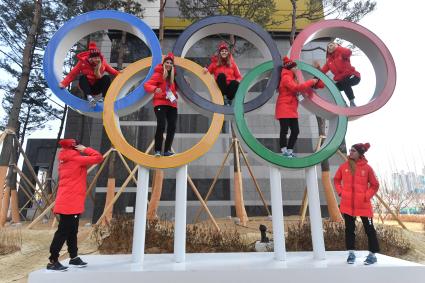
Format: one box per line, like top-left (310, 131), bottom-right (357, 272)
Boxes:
top-left (29, 252), bottom-right (425, 283)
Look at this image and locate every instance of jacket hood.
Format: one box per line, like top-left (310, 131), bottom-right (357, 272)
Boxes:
top-left (282, 68), bottom-right (294, 78)
top-left (59, 148), bottom-right (80, 162)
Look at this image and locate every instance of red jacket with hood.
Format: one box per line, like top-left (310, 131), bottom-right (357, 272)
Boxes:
top-left (207, 55), bottom-right (242, 84)
top-left (144, 64), bottom-right (178, 108)
top-left (54, 140), bottom-right (103, 215)
top-left (60, 50), bottom-right (119, 87)
top-left (333, 157), bottom-right (379, 217)
top-left (320, 46), bottom-right (360, 82)
top-left (275, 68), bottom-right (316, 119)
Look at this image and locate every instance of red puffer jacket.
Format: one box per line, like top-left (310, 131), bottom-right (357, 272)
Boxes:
top-left (320, 46), bottom-right (360, 82)
top-left (54, 147), bottom-right (103, 215)
top-left (333, 157), bottom-right (379, 217)
top-left (207, 55), bottom-right (242, 84)
top-left (144, 64), bottom-right (178, 108)
top-left (275, 69), bottom-right (316, 119)
top-left (60, 51), bottom-right (119, 87)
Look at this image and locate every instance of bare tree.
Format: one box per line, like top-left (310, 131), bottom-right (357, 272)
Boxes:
top-left (0, 0), bottom-right (43, 226)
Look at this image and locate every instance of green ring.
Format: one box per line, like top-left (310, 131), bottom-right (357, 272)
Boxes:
top-left (233, 60), bottom-right (348, 169)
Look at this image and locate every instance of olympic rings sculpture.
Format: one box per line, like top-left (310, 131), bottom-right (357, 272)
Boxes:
top-left (45, 11), bottom-right (396, 169)
top-left (290, 19), bottom-right (396, 119)
top-left (43, 10), bottom-right (162, 118)
top-left (172, 15), bottom-right (281, 118)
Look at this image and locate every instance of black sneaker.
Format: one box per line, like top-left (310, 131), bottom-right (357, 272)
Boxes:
top-left (69, 257), bottom-right (88, 268)
top-left (46, 261), bottom-right (68, 272)
top-left (163, 151), bottom-right (174, 156)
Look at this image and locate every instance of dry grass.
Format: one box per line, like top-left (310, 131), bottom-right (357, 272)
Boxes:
top-left (0, 227), bottom-right (22, 255)
top-left (286, 220), bottom-right (411, 257)
top-left (383, 214), bottom-right (425, 223)
top-left (92, 216), bottom-right (253, 254)
top-left (93, 216), bottom-right (411, 257)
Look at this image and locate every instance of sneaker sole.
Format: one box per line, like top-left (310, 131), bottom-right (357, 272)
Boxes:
top-left (46, 268), bottom-right (68, 272)
top-left (70, 264), bottom-right (88, 268)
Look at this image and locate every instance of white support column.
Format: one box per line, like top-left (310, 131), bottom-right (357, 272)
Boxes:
top-left (132, 166), bottom-right (150, 264)
top-left (305, 166), bottom-right (326, 260)
top-left (174, 165), bottom-right (188, 263)
top-left (269, 166), bottom-right (286, 261)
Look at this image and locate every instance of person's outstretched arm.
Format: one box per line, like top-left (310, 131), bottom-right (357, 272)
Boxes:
top-left (104, 62), bottom-right (119, 76)
top-left (70, 145), bottom-right (103, 166)
top-left (233, 63), bottom-right (242, 81)
top-left (60, 61), bottom-right (83, 88)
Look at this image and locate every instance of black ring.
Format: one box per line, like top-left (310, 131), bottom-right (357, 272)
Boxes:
top-left (173, 15), bottom-right (281, 117)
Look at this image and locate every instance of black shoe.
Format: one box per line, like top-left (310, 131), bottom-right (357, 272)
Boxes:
top-left (69, 257), bottom-right (88, 268)
top-left (163, 151), bottom-right (174, 156)
top-left (47, 261), bottom-right (68, 272)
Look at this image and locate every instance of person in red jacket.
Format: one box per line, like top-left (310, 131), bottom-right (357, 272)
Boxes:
top-left (203, 42), bottom-right (242, 105)
top-left (47, 139), bottom-right (103, 271)
top-left (334, 142), bottom-right (380, 265)
top-left (276, 56), bottom-right (318, 158)
top-left (59, 42), bottom-right (120, 107)
top-left (144, 52), bottom-right (178, 157)
top-left (314, 42), bottom-right (361, 107)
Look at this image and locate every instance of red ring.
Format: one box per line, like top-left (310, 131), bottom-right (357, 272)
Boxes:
top-left (290, 19), bottom-right (396, 118)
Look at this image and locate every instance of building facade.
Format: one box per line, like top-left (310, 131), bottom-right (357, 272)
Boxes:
top-left (61, 0), bottom-right (345, 223)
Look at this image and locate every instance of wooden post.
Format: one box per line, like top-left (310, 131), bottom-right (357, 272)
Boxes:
top-left (193, 141), bottom-right (234, 223)
top-left (96, 141), bottom-right (154, 226)
top-left (238, 142), bottom-right (271, 216)
top-left (0, 186), bottom-right (11, 226)
top-left (187, 176), bottom-right (220, 231)
top-left (103, 151), bottom-right (116, 224)
top-left (147, 169), bottom-right (164, 220)
top-left (233, 138), bottom-right (248, 226)
top-left (95, 165), bottom-right (139, 226)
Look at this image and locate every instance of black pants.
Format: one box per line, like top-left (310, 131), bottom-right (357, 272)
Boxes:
top-left (79, 75), bottom-right (111, 98)
top-left (216, 73), bottom-right (239, 100)
top-left (154, 105), bottom-right (177, 152)
top-left (279, 118), bottom-right (299, 150)
top-left (335, 75), bottom-right (360, 101)
top-left (343, 213), bottom-right (380, 253)
top-left (49, 214), bottom-right (80, 262)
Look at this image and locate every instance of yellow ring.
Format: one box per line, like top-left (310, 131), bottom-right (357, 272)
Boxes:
top-left (103, 56), bottom-right (225, 169)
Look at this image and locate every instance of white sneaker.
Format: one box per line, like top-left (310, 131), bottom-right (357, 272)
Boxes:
top-left (87, 95), bottom-right (96, 108)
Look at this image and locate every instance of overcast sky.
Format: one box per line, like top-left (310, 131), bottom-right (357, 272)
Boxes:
top-left (1, 0), bottom-right (423, 178)
top-left (343, 1), bottom-right (425, 177)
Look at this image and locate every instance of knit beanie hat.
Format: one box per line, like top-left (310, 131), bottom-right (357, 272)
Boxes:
top-left (283, 56), bottom-right (297, 69)
top-left (352, 142), bottom-right (370, 156)
top-left (163, 52), bottom-right (175, 63)
top-left (88, 41), bottom-right (101, 58)
top-left (218, 42), bottom-right (229, 52)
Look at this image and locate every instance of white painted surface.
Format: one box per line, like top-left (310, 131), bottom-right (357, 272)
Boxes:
top-left (174, 165), bottom-right (188, 263)
top-left (269, 166), bottom-right (286, 261)
top-left (305, 166), bottom-right (326, 260)
top-left (131, 166), bottom-right (149, 264)
top-left (29, 252), bottom-right (425, 283)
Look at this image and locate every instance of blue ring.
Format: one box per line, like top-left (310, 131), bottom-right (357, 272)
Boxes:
top-left (43, 10), bottom-right (162, 117)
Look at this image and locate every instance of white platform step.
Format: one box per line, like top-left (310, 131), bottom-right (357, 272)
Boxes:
top-left (29, 251), bottom-right (425, 283)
